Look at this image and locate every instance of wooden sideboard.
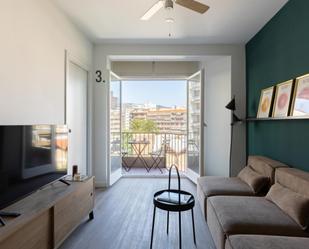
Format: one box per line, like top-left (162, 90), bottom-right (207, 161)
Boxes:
top-left (0, 177), bottom-right (95, 249)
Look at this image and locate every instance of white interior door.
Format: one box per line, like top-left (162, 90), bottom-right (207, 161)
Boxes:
top-left (67, 61), bottom-right (88, 176)
top-left (109, 71), bottom-right (122, 185)
top-left (186, 70), bottom-right (204, 183)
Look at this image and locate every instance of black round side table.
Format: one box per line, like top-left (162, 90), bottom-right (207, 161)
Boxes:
top-left (150, 165), bottom-right (196, 249)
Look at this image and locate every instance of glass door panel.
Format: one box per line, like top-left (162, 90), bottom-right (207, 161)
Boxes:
top-left (187, 71), bottom-right (204, 180)
top-left (109, 72), bottom-right (122, 185)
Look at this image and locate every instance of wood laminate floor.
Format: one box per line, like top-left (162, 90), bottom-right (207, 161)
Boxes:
top-left (122, 167), bottom-right (170, 176)
top-left (60, 178), bottom-right (215, 249)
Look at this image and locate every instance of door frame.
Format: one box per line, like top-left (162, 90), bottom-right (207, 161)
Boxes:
top-left (185, 70), bottom-right (205, 183)
top-left (107, 71), bottom-right (123, 186)
top-left (65, 50), bottom-right (92, 176)
top-left (105, 72), bottom-right (205, 184)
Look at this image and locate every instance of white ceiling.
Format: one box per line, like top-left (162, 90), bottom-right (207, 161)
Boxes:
top-left (53, 0), bottom-right (288, 44)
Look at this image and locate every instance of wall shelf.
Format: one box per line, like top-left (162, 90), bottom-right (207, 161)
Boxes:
top-left (247, 116), bottom-right (309, 122)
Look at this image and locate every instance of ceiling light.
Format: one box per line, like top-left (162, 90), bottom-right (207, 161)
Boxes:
top-left (140, 1), bottom-right (164, 21)
top-left (165, 18), bottom-right (175, 23)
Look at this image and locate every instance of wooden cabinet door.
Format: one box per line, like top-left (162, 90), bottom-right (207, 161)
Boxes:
top-left (53, 178), bottom-right (94, 248)
top-left (0, 210), bottom-right (52, 249)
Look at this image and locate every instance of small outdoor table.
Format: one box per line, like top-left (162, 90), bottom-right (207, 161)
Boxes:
top-left (150, 165), bottom-right (196, 249)
top-left (128, 140), bottom-right (150, 171)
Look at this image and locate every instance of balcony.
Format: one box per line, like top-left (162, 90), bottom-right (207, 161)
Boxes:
top-left (110, 132), bottom-right (187, 174)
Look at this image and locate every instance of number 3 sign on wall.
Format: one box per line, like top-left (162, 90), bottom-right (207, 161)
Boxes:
top-left (95, 70), bottom-right (105, 83)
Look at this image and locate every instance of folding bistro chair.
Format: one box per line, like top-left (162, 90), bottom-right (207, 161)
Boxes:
top-left (149, 136), bottom-right (167, 173)
top-left (121, 149), bottom-right (131, 172)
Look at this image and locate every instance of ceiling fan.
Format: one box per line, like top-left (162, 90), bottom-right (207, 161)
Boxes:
top-left (141, 0), bottom-right (209, 21)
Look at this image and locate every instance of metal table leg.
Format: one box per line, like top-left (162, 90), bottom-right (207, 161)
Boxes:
top-left (167, 211), bottom-right (169, 234)
top-left (179, 211), bottom-right (182, 249)
top-left (192, 208), bottom-right (196, 245)
top-left (150, 206), bottom-right (156, 249)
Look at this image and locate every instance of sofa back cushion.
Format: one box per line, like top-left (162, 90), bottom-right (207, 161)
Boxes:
top-left (238, 166), bottom-right (269, 194)
top-left (248, 156), bottom-right (288, 185)
top-left (266, 183), bottom-right (309, 230)
top-left (275, 168), bottom-right (309, 198)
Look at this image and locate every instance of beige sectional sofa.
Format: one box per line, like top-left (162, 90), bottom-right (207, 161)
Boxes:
top-left (197, 156), bottom-right (287, 219)
top-left (226, 235), bottom-right (309, 249)
top-left (206, 167), bottom-right (309, 249)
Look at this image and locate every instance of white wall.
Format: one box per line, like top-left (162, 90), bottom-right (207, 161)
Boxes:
top-left (203, 57), bottom-right (231, 176)
top-left (93, 44), bottom-right (246, 186)
top-left (0, 0), bottom-right (93, 125)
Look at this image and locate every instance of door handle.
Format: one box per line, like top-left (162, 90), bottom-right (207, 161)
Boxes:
top-left (203, 122), bottom-right (207, 127)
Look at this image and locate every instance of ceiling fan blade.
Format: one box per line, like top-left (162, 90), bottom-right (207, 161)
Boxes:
top-left (140, 0), bottom-right (164, 21)
top-left (175, 0), bottom-right (209, 14)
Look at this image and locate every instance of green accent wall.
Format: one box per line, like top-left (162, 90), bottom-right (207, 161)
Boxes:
top-left (246, 0), bottom-right (309, 171)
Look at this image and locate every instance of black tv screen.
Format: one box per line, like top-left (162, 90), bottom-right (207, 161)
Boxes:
top-left (0, 125), bottom-right (68, 209)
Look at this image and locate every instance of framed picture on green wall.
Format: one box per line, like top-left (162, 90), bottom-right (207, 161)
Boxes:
top-left (272, 80), bottom-right (294, 118)
top-left (291, 74), bottom-right (309, 117)
top-left (257, 86), bottom-right (275, 118)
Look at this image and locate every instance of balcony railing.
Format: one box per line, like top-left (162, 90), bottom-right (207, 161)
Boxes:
top-left (111, 132), bottom-right (187, 172)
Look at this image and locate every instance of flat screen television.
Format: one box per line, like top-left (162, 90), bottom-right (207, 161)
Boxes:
top-left (0, 125), bottom-right (68, 210)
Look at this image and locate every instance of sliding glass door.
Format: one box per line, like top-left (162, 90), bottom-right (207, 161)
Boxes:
top-left (186, 71), bottom-right (204, 182)
top-left (109, 72), bottom-right (122, 185)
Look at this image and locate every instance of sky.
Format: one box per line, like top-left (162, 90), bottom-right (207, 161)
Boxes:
top-left (121, 80), bottom-right (187, 107)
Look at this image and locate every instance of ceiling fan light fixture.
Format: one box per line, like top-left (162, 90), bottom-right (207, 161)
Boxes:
top-left (165, 17), bottom-right (175, 23)
top-left (141, 0), bottom-right (209, 21)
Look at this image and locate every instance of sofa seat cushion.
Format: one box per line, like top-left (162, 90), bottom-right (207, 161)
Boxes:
top-left (207, 196), bottom-right (309, 238)
top-left (197, 176), bottom-right (255, 197)
top-left (197, 177), bottom-right (255, 220)
top-left (226, 235), bottom-right (309, 249)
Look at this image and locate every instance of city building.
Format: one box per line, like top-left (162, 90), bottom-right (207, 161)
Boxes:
top-left (129, 106), bottom-right (187, 133)
top-left (146, 108), bottom-right (187, 133)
